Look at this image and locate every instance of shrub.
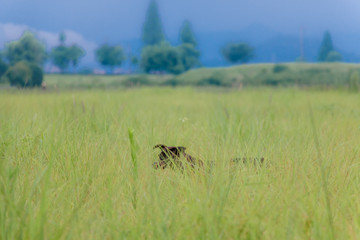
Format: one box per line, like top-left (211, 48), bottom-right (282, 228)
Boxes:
top-left (326, 51), bottom-right (342, 62)
top-left (197, 72), bottom-right (235, 87)
top-left (222, 42), bottom-right (254, 64)
top-left (197, 76), bottom-right (222, 86)
top-left (141, 43), bottom-right (184, 74)
top-left (3, 61), bottom-right (43, 87)
top-left (28, 63), bottom-right (43, 87)
top-left (273, 64), bottom-right (288, 73)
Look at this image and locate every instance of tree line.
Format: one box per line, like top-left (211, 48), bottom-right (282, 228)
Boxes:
top-left (0, 0), bottom-right (344, 87)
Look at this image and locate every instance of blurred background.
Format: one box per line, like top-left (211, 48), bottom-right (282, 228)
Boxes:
top-left (0, 0), bottom-right (359, 75)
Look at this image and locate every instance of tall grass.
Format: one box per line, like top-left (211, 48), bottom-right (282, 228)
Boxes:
top-left (0, 88), bottom-right (359, 239)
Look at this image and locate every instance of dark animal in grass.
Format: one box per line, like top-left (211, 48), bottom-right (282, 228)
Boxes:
top-left (153, 144), bottom-right (204, 170)
top-left (153, 144), bottom-right (265, 171)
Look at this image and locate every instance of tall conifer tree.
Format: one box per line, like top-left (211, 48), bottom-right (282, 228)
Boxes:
top-left (318, 31), bottom-right (334, 62)
top-left (142, 0), bottom-right (164, 46)
top-left (180, 20), bottom-right (197, 46)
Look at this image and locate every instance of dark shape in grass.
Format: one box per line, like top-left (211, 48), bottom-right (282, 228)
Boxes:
top-left (153, 144), bottom-right (203, 170)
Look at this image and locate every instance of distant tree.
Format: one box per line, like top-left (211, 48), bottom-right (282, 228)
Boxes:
top-left (2, 61), bottom-right (43, 87)
top-left (50, 33), bottom-right (69, 72)
top-left (317, 31), bottom-right (342, 62)
top-left (141, 43), bottom-right (184, 74)
top-left (50, 33), bottom-right (86, 73)
top-left (222, 43), bottom-right (254, 64)
top-left (131, 56), bottom-right (139, 66)
top-left (5, 31), bottom-right (47, 65)
top-left (326, 51), bottom-right (342, 62)
top-left (95, 44), bottom-right (125, 74)
top-left (59, 32), bottom-right (66, 45)
top-left (142, 0), bottom-right (164, 46)
top-left (178, 20), bottom-right (200, 71)
top-left (178, 44), bottom-right (200, 71)
top-left (51, 45), bottom-right (71, 72)
top-left (130, 56), bottom-right (139, 72)
top-left (68, 45), bottom-right (85, 71)
top-left (28, 62), bottom-right (43, 87)
top-left (180, 20), bottom-right (197, 46)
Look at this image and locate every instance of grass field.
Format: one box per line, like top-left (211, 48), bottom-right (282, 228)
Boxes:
top-left (0, 87), bottom-right (359, 239)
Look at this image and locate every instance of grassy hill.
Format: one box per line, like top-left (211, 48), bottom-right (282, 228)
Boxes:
top-left (41, 63), bottom-right (360, 90)
top-left (174, 63), bottom-right (360, 87)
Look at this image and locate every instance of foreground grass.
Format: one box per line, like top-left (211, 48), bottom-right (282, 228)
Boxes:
top-left (0, 88), bottom-right (359, 239)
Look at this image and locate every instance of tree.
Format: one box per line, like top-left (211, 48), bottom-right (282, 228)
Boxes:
top-left (50, 33), bottom-right (86, 73)
top-left (131, 56), bottom-right (139, 66)
top-left (68, 45), bottom-right (85, 71)
top-left (59, 32), bottom-right (66, 45)
top-left (317, 31), bottom-right (342, 62)
top-left (326, 51), bottom-right (342, 62)
top-left (5, 31), bottom-right (46, 65)
top-left (2, 61), bottom-right (43, 87)
top-left (180, 20), bottom-right (197, 46)
top-left (130, 56), bottom-right (139, 72)
top-left (222, 43), bottom-right (254, 64)
top-left (178, 20), bottom-right (200, 71)
top-left (95, 44), bottom-right (125, 74)
top-left (50, 33), bottom-right (69, 72)
top-left (142, 0), bottom-right (164, 46)
top-left (141, 43), bottom-right (184, 74)
top-left (178, 44), bottom-right (200, 71)
top-left (51, 45), bottom-right (71, 72)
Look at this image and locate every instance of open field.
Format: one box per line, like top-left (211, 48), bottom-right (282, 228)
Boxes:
top-left (0, 88), bottom-right (359, 239)
top-left (38, 63), bottom-right (360, 90)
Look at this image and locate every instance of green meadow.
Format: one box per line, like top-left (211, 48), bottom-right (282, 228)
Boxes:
top-left (0, 86), bottom-right (359, 239)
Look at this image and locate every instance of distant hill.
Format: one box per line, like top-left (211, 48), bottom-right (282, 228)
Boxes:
top-left (43, 63), bottom-right (360, 89)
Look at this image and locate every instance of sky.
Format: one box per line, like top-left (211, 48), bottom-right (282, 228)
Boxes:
top-left (1, 0), bottom-right (360, 65)
top-left (1, 0), bottom-right (360, 39)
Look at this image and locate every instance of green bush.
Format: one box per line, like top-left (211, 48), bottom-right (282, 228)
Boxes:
top-left (197, 72), bottom-right (235, 87)
top-left (141, 43), bottom-right (184, 74)
top-left (28, 63), bottom-right (43, 87)
top-left (222, 42), bottom-right (254, 64)
top-left (326, 51), bottom-right (342, 62)
top-left (3, 61), bottom-right (43, 87)
top-left (273, 64), bottom-right (288, 73)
